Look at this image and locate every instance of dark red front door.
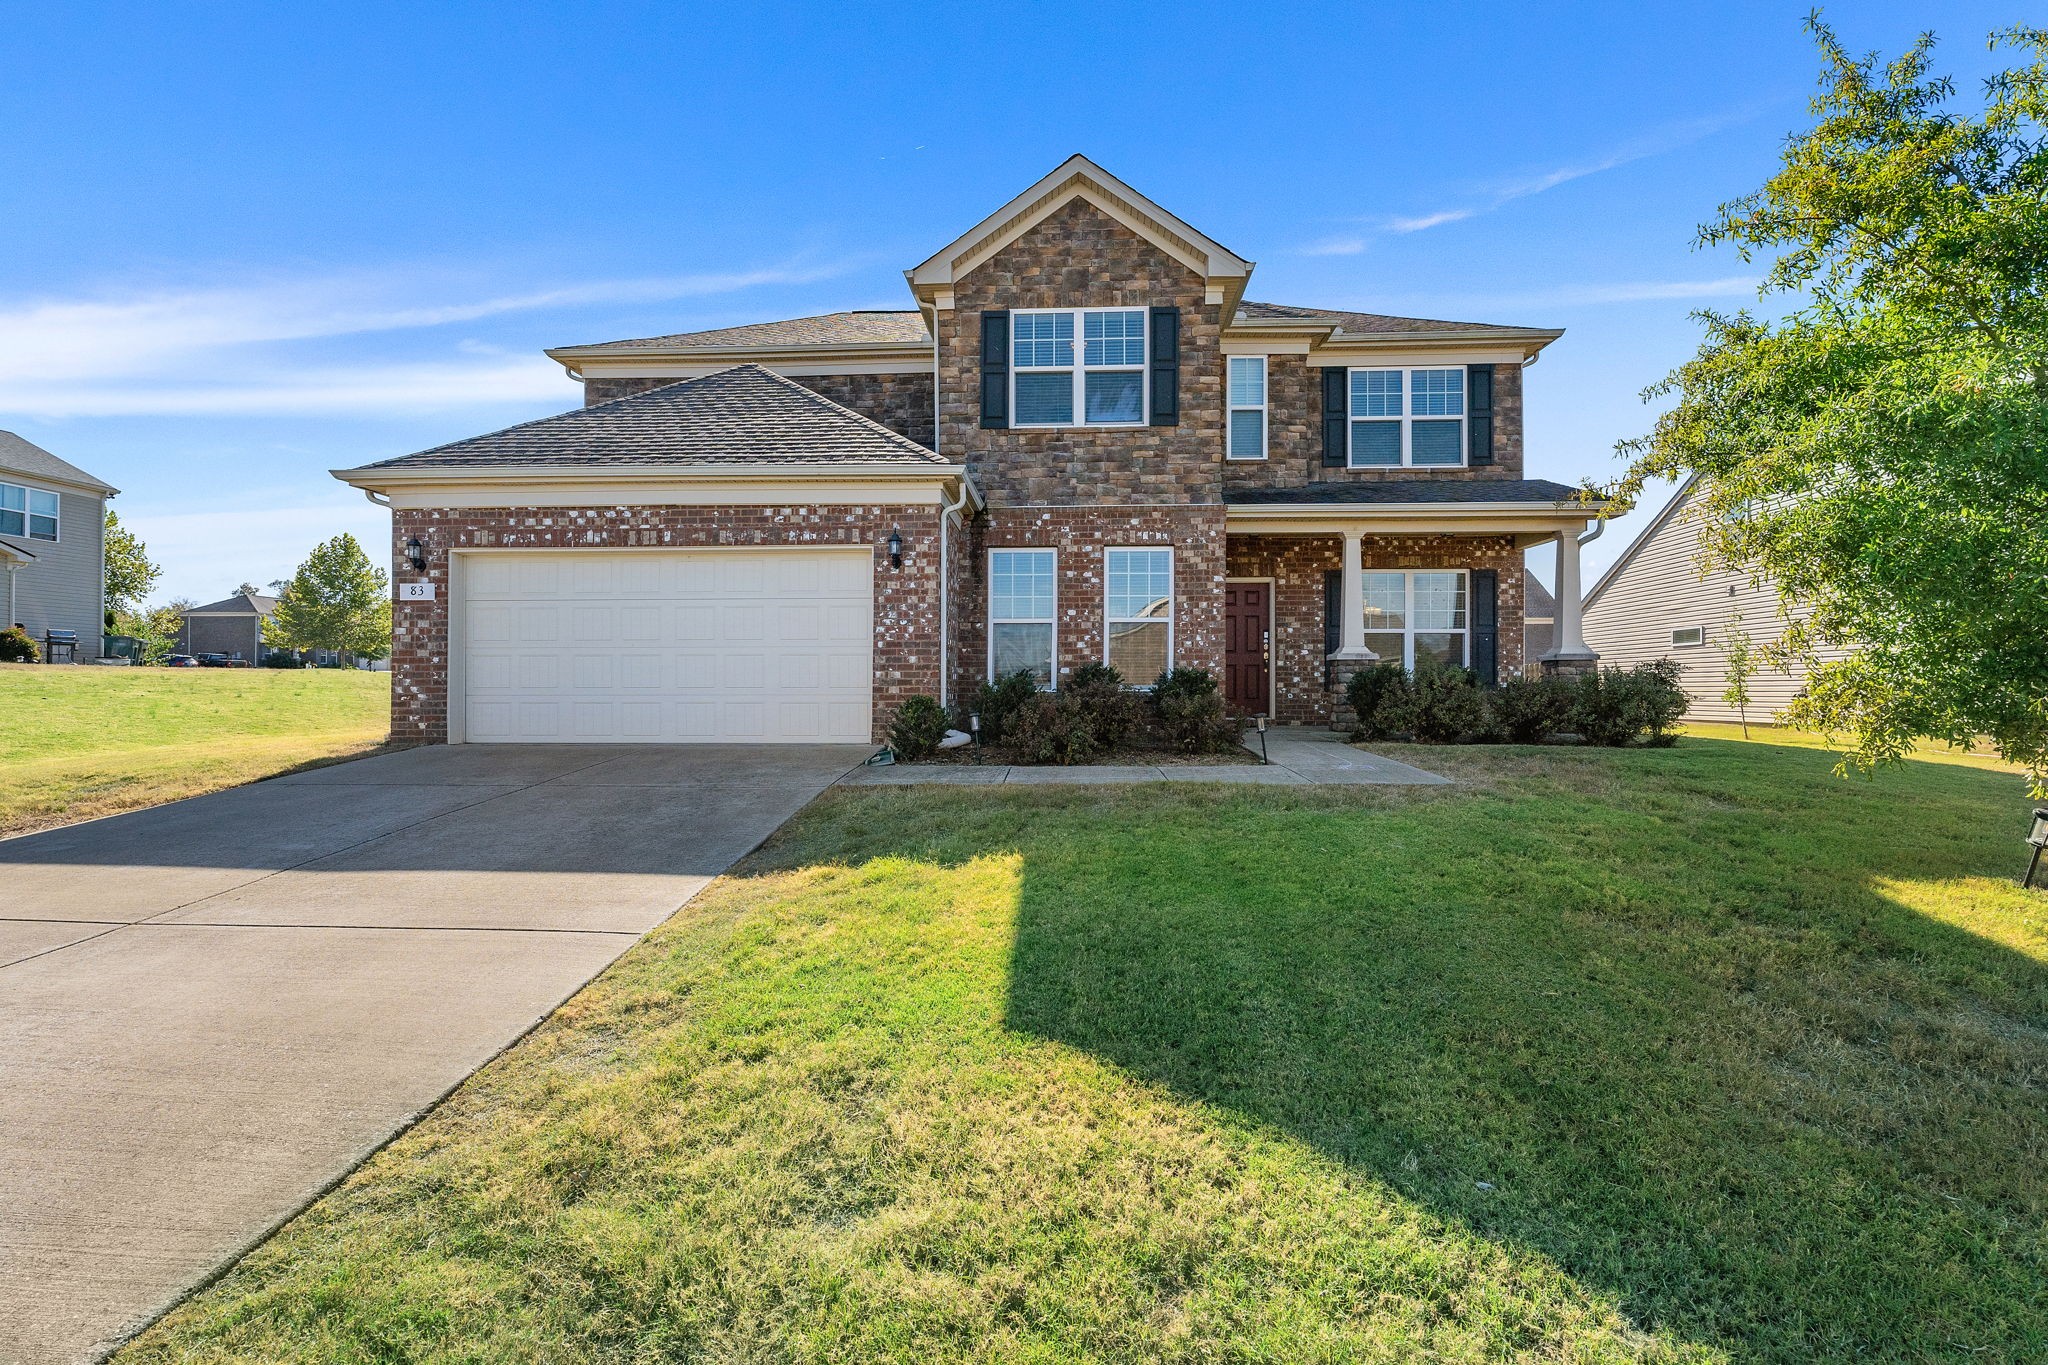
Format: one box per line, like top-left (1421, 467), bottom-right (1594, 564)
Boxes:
top-left (1223, 581), bottom-right (1271, 716)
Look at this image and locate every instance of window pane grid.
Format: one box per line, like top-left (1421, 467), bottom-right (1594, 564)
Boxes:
top-left (1012, 313), bottom-right (1073, 368)
top-left (1348, 368), bottom-right (1466, 468)
top-left (1357, 571), bottom-right (1468, 669)
top-left (1012, 309), bottom-right (1145, 427)
top-left (1105, 548), bottom-right (1173, 678)
top-left (1351, 369), bottom-right (1402, 417)
top-left (990, 549), bottom-right (1056, 686)
top-left (1082, 310), bottom-right (1146, 367)
top-left (1228, 356), bottom-right (1266, 407)
top-left (1411, 368), bottom-right (1465, 415)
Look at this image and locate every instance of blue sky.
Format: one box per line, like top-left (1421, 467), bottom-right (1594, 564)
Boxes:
top-left (0, 0), bottom-right (2027, 603)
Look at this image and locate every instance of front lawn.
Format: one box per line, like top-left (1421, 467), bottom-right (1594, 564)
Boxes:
top-left (119, 735), bottom-right (2045, 1362)
top-left (0, 665), bottom-right (391, 836)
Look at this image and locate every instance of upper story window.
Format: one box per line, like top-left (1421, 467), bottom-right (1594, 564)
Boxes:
top-left (0, 483), bottom-right (58, 541)
top-left (1349, 367), bottom-right (1466, 468)
top-left (1012, 308), bottom-right (1147, 427)
top-left (1227, 357), bottom-right (1266, 460)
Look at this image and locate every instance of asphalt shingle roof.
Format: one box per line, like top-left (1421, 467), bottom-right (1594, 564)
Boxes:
top-left (186, 592), bottom-right (276, 616)
top-left (356, 365), bottom-right (948, 471)
top-left (562, 311), bottom-right (932, 353)
top-left (1222, 479), bottom-right (1592, 505)
top-left (0, 430), bottom-right (117, 494)
top-left (1233, 300), bottom-right (1551, 336)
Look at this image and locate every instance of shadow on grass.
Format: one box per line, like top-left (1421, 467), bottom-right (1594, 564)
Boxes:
top-left (974, 738), bottom-right (2047, 1361)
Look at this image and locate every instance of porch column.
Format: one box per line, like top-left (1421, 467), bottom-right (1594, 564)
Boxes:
top-left (1541, 529), bottom-right (1599, 674)
top-left (1329, 529), bottom-right (1376, 661)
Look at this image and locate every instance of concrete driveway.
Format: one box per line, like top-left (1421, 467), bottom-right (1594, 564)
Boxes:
top-left (0, 742), bottom-right (867, 1365)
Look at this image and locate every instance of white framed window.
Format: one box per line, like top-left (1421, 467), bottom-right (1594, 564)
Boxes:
top-left (989, 547), bottom-right (1057, 686)
top-left (0, 483), bottom-right (58, 542)
top-left (1011, 307), bottom-right (1147, 427)
top-left (1671, 626), bottom-right (1705, 647)
top-left (1104, 547), bottom-right (1173, 682)
top-left (1348, 368), bottom-right (1466, 468)
top-left (1362, 570), bottom-right (1468, 668)
top-left (1227, 356), bottom-right (1266, 459)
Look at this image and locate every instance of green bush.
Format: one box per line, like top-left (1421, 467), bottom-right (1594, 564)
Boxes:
top-left (0, 626), bottom-right (38, 663)
top-left (1004, 693), bottom-right (1101, 766)
top-left (1569, 660), bottom-right (1689, 747)
top-left (1377, 658), bottom-right (1489, 744)
top-left (1492, 674), bottom-right (1569, 744)
top-left (964, 670), bottom-right (1041, 744)
top-left (888, 695), bottom-right (951, 761)
top-left (1064, 667), bottom-right (1145, 751)
top-left (1345, 661), bottom-right (1411, 741)
top-left (1066, 661), bottom-right (1122, 690)
top-left (1151, 667), bottom-right (1243, 755)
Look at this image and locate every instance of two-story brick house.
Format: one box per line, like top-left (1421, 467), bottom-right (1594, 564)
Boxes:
top-left (337, 157), bottom-right (1603, 746)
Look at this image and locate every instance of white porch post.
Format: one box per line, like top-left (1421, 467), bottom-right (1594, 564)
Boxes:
top-left (1329, 529), bottom-right (1376, 661)
top-left (1542, 529), bottom-right (1598, 663)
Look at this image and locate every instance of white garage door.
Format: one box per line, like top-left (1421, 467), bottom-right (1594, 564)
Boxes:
top-left (457, 548), bottom-right (874, 744)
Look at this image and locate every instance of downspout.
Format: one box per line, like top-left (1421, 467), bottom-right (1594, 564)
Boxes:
top-left (937, 479), bottom-right (970, 709)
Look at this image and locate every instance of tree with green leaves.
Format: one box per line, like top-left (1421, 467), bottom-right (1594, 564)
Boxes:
top-left (265, 533), bottom-right (391, 664)
top-left (1614, 17), bottom-right (2048, 794)
top-left (1719, 615), bottom-right (1759, 739)
top-left (102, 510), bottom-right (159, 620)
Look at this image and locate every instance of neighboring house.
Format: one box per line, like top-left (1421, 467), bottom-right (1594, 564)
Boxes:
top-left (178, 591), bottom-right (276, 662)
top-left (1523, 569), bottom-right (1556, 673)
top-left (1582, 476), bottom-right (1848, 722)
top-left (335, 157), bottom-right (1606, 746)
top-left (0, 430), bottom-right (117, 657)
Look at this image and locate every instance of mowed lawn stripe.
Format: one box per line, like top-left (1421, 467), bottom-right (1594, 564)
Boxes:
top-left (117, 736), bottom-right (2047, 1363)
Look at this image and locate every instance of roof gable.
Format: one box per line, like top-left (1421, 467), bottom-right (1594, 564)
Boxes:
top-left (553, 311), bottom-right (930, 357)
top-left (1582, 475), bottom-right (1701, 610)
top-left (907, 155), bottom-right (1252, 300)
top-left (0, 430), bottom-right (118, 496)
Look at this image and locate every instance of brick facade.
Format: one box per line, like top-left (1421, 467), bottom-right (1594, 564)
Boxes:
top-left (1224, 533), bottom-right (1526, 724)
top-left (586, 372), bottom-right (937, 449)
top-left (387, 505), bottom-right (942, 745)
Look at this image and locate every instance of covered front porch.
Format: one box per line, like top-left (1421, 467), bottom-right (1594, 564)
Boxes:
top-left (1218, 480), bottom-right (1607, 723)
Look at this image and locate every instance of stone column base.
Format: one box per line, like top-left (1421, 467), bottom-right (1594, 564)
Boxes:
top-left (1327, 654), bottom-right (1378, 728)
top-left (1540, 654), bottom-right (1599, 680)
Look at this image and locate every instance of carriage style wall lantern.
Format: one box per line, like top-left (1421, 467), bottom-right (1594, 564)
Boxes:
top-left (887, 528), bottom-right (904, 569)
top-left (405, 537), bottom-right (427, 572)
top-left (2023, 809), bottom-right (2048, 890)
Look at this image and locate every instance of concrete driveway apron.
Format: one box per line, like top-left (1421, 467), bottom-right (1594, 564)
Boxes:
top-left (0, 742), bottom-right (865, 1365)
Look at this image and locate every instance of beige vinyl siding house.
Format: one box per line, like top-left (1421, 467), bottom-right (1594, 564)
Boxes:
top-left (1582, 478), bottom-right (1850, 724)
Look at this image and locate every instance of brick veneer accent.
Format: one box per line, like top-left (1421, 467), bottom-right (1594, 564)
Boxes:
top-left (1224, 533), bottom-right (1525, 724)
top-left (950, 506), bottom-right (1226, 698)
top-left (585, 372), bottom-right (937, 449)
top-left (387, 505), bottom-right (941, 745)
top-left (937, 200), bottom-right (1223, 505)
top-left (1223, 355), bottom-right (1525, 493)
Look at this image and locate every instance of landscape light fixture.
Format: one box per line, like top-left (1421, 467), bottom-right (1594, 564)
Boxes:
top-left (2023, 809), bottom-right (2048, 889)
top-left (1254, 713), bottom-right (1269, 764)
top-left (887, 528), bottom-right (903, 569)
top-left (405, 537), bottom-right (426, 572)
top-left (969, 711), bottom-right (982, 765)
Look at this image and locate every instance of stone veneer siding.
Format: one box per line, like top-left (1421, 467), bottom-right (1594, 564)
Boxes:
top-left (387, 505), bottom-right (942, 745)
top-left (1223, 356), bottom-right (1524, 493)
top-left (951, 506), bottom-right (1226, 699)
top-left (936, 199), bottom-right (1223, 505)
top-left (584, 372), bottom-right (937, 450)
top-left (1224, 533), bottom-right (1526, 724)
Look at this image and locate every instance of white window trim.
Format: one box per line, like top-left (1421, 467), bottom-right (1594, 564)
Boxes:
top-left (987, 546), bottom-right (1058, 688)
top-left (0, 481), bottom-right (59, 543)
top-left (1010, 306), bottom-right (1149, 430)
top-left (1363, 568), bottom-right (1470, 669)
top-left (1671, 626), bottom-right (1706, 648)
top-left (1103, 546), bottom-right (1175, 684)
top-left (1226, 355), bottom-right (1267, 460)
top-left (1346, 367), bottom-right (1468, 470)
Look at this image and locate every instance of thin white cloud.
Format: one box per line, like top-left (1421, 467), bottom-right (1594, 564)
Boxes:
top-left (1300, 236), bottom-right (1370, 257)
top-left (1384, 208), bottom-right (1476, 234)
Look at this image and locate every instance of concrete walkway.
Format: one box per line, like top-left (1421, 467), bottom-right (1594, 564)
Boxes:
top-left (0, 742), bottom-right (867, 1365)
top-left (842, 728), bottom-right (1449, 787)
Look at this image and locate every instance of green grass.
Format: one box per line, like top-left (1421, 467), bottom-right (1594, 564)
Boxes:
top-left (118, 735), bottom-right (2046, 1363)
top-left (0, 664), bottom-right (391, 835)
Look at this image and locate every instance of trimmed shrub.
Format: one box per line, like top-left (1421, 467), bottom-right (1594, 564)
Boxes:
top-left (964, 670), bottom-right (1041, 745)
top-left (1004, 693), bottom-right (1101, 766)
top-left (1151, 667), bottom-right (1244, 755)
top-left (1066, 661), bottom-right (1122, 690)
top-left (1378, 658), bottom-right (1489, 743)
top-left (0, 626), bottom-right (38, 664)
top-left (1492, 674), bottom-right (1569, 744)
top-left (1064, 668), bottom-right (1145, 751)
top-left (888, 695), bottom-right (951, 761)
top-left (1345, 661), bottom-right (1410, 741)
top-left (1570, 659), bottom-right (1689, 747)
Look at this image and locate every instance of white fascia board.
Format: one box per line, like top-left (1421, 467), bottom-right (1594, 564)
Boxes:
top-left (1308, 346), bottom-right (1541, 368)
top-left (1225, 502), bottom-right (1606, 535)
top-left (331, 462), bottom-right (982, 513)
top-left (907, 155), bottom-right (1253, 293)
top-left (569, 355), bottom-right (932, 380)
top-left (1308, 330), bottom-right (1564, 365)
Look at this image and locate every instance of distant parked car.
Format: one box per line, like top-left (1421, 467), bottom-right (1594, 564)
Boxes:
top-left (162, 654), bottom-right (199, 667)
top-left (195, 653), bottom-right (230, 667)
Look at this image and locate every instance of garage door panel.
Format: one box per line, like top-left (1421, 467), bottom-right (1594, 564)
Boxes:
top-left (460, 549), bottom-right (873, 744)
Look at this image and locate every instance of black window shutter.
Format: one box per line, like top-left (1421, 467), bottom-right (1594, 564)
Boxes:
top-left (1323, 569), bottom-right (1343, 684)
top-left (1322, 367), bottom-right (1348, 466)
top-left (1467, 364), bottom-right (1494, 466)
top-left (1149, 306), bottom-right (1180, 426)
top-left (1471, 568), bottom-right (1499, 686)
top-left (980, 311), bottom-right (1009, 429)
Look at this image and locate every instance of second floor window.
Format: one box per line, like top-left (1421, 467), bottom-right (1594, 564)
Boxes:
top-left (1227, 357), bottom-right (1266, 459)
top-left (0, 483), bottom-right (58, 541)
top-left (1349, 367), bottom-right (1466, 468)
top-left (1012, 308), bottom-right (1147, 427)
